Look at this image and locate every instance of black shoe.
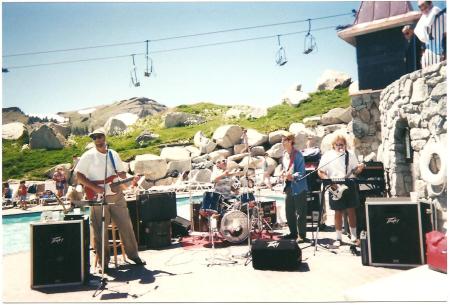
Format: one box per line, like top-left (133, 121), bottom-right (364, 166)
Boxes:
top-left (130, 257), bottom-right (146, 265)
top-left (282, 233), bottom-right (295, 239)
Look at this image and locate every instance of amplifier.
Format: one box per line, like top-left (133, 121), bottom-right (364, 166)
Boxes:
top-left (137, 192), bottom-right (177, 221)
top-left (365, 197), bottom-right (425, 267)
top-left (306, 191), bottom-right (321, 223)
top-left (251, 239), bottom-right (301, 271)
top-left (126, 198), bottom-right (142, 247)
top-left (31, 220), bottom-right (86, 288)
top-left (171, 216), bottom-right (191, 237)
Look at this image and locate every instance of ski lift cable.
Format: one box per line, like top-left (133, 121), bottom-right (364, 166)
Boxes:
top-left (2, 12), bottom-right (353, 58)
top-left (5, 25), bottom-right (336, 70)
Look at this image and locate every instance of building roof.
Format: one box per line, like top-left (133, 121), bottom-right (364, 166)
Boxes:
top-left (354, 1), bottom-right (414, 24)
top-left (338, 1), bottom-right (421, 46)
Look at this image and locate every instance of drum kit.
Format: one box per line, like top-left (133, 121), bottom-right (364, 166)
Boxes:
top-left (198, 191), bottom-right (276, 245)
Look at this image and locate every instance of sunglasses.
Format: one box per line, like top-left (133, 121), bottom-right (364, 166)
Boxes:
top-left (91, 134), bottom-right (105, 140)
top-left (217, 160), bottom-right (227, 164)
top-left (334, 143), bottom-right (345, 147)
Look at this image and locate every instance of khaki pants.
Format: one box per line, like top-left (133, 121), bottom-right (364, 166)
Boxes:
top-left (90, 193), bottom-right (139, 265)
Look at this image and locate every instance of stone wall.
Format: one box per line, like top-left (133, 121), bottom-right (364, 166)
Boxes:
top-left (379, 61), bottom-right (447, 229)
top-left (351, 90), bottom-right (382, 156)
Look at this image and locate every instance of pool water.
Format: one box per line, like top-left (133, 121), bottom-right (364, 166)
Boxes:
top-left (2, 194), bottom-right (283, 255)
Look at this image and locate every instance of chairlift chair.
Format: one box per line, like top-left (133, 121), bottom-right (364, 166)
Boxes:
top-left (275, 35), bottom-right (288, 66)
top-left (144, 40), bottom-right (153, 77)
top-left (130, 54), bottom-right (140, 87)
top-left (303, 19), bottom-right (318, 55)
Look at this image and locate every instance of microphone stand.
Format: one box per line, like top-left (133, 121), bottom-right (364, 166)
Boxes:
top-left (93, 144), bottom-right (109, 297)
top-left (233, 130), bottom-right (253, 263)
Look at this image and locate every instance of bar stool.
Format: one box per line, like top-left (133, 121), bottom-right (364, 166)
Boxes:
top-left (95, 222), bottom-right (127, 269)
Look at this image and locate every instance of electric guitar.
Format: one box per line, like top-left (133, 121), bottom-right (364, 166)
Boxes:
top-left (84, 176), bottom-right (134, 201)
top-left (328, 167), bottom-right (360, 201)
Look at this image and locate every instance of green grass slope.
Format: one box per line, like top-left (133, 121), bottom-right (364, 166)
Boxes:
top-left (2, 88), bottom-right (349, 180)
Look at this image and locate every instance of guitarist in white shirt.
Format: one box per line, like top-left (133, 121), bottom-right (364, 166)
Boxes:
top-left (317, 134), bottom-right (365, 248)
top-left (75, 128), bottom-right (145, 273)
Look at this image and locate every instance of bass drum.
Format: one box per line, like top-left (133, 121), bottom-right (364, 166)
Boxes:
top-left (220, 210), bottom-right (249, 244)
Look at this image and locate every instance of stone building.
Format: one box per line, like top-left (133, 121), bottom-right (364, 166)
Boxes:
top-left (338, 1), bottom-right (447, 228)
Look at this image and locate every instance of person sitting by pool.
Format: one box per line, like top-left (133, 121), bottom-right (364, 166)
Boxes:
top-left (16, 180), bottom-right (28, 210)
top-left (2, 182), bottom-right (13, 206)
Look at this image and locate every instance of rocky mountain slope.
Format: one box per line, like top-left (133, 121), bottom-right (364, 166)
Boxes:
top-left (2, 107), bottom-right (29, 124)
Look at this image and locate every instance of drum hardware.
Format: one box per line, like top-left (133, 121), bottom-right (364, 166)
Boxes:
top-left (200, 192), bottom-right (237, 266)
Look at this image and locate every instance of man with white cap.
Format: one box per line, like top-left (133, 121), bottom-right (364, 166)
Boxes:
top-left (414, 1), bottom-right (445, 65)
top-left (75, 128), bottom-right (145, 273)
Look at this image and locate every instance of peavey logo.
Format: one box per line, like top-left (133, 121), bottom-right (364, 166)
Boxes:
top-left (51, 236), bottom-right (64, 244)
top-left (267, 241), bottom-right (280, 248)
top-left (386, 217), bottom-right (400, 224)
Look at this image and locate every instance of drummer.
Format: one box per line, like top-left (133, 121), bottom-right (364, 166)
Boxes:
top-left (211, 158), bottom-right (239, 202)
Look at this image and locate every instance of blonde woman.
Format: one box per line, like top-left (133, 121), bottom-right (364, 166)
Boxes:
top-left (318, 134), bottom-right (365, 247)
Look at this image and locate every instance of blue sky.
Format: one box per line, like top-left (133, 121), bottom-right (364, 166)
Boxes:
top-left (2, 2), bottom-right (380, 115)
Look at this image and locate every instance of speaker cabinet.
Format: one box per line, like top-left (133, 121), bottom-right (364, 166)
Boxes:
top-left (31, 220), bottom-right (86, 288)
top-left (251, 239), bottom-right (301, 271)
top-left (171, 216), bottom-right (191, 237)
top-left (126, 197), bottom-right (141, 246)
top-left (365, 197), bottom-right (424, 267)
top-left (137, 192), bottom-right (177, 222)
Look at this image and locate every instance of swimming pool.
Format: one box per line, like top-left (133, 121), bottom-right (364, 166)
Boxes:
top-left (2, 194), bottom-right (284, 255)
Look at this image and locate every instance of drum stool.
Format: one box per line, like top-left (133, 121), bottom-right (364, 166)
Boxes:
top-left (95, 222), bottom-right (127, 269)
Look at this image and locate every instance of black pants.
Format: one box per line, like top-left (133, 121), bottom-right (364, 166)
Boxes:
top-left (285, 188), bottom-right (307, 238)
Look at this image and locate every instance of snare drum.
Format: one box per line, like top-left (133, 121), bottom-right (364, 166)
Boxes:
top-left (200, 192), bottom-right (223, 217)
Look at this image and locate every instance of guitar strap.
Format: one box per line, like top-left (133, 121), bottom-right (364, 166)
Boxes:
top-left (108, 150), bottom-right (118, 175)
top-left (345, 150), bottom-right (349, 176)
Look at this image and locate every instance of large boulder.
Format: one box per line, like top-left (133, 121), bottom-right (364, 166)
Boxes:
top-left (29, 125), bottom-right (65, 149)
top-left (164, 112), bottom-right (206, 128)
top-left (2, 122), bottom-right (28, 140)
top-left (320, 108), bottom-right (351, 125)
top-left (281, 83), bottom-right (311, 106)
top-left (48, 123), bottom-right (71, 138)
top-left (212, 125), bottom-right (243, 148)
top-left (226, 160), bottom-right (240, 171)
top-left (248, 107), bottom-right (268, 119)
top-left (316, 70), bottom-right (352, 91)
top-left (135, 130), bottom-right (159, 145)
top-left (193, 131), bottom-right (217, 154)
top-left (167, 159), bottom-right (191, 174)
top-left (104, 117), bottom-right (127, 135)
top-left (209, 149), bottom-right (232, 163)
top-left (155, 177), bottom-right (176, 186)
top-left (251, 146), bottom-right (266, 156)
top-left (246, 128), bottom-right (268, 147)
top-left (238, 156), bottom-right (264, 169)
top-left (268, 130), bottom-right (290, 144)
top-left (234, 144), bottom-right (247, 154)
top-left (263, 156), bottom-right (278, 176)
top-left (266, 143), bottom-right (284, 159)
top-left (185, 145), bottom-right (201, 158)
top-left (228, 153), bottom-right (249, 163)
top-left (190, 169), bottom-right (212, 183)
top-left (133, 154), bottom-right (168, 180)
top-left (160, 147), bottom-right (191, 162)
top-left (225, 106), bottom-right (267, 119)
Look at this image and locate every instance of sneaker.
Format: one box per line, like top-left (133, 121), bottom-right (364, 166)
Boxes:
top-left (296, 236), bottom-right (304, 243)
top-left (350, 237), bottom-right (360, 246)
top-left (130, 257), bottom-right (146, 265)
top-left (332, 239), bottom-right (342, 247)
